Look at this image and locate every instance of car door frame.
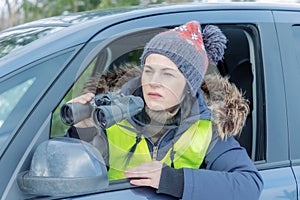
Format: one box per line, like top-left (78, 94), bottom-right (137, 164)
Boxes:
top-left (274, 9), bottom-right (300, 199)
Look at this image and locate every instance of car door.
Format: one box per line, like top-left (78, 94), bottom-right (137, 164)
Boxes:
top-left (274, 10), bottom-right (300, 199)
top-left (48, 8), bottom-right (294, 199)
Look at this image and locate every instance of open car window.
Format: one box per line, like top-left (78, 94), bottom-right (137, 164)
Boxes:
top-left (48, 23), bottom-right (265, 198)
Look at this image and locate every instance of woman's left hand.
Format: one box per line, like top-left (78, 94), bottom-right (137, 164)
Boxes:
top-left (124, 161), bottom-right (163, 189)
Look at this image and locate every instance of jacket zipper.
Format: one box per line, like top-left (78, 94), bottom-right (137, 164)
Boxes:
top-left (153, 146), bottom-right (158, 161)
top-left (150, 129), bottom-right (171, 161)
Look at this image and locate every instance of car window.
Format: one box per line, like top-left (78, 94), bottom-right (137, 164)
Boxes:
top-left (0, 78), bottom-right (36, 150)
top-left (0, 78), bottom-right (35, 128)
top-left (52, 24), bottom-right (265, 164)
top-left (50, 28), bottom-right (164, 138)
top-left (0, 49), bottom-right (75, 154)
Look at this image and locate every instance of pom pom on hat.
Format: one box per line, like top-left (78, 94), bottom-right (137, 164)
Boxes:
top-left (203, 25), bottom-right (227, 65)
top-left (141, 21), bottom-right (227, 96)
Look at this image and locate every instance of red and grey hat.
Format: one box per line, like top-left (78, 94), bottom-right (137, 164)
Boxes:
top-left (141, 21), bottom-right (227, 97)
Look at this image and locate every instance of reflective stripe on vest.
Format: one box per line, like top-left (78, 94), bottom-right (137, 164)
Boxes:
top-left (106, 120), bottom-right (212, 180)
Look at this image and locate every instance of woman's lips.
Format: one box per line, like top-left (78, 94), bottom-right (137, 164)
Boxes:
top-left (147, 92), bottom-right (162, 98)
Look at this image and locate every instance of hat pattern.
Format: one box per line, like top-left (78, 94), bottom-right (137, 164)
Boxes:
top-left (174, 22), bottom-right (205, 52)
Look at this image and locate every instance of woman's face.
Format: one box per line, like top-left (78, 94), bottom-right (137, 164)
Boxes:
top-left (142, 53), bottom-right (187, 111)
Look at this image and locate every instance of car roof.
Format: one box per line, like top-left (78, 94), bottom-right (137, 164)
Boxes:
top-left (1, 2), bottom-right (300, 32)
top-left (1, 2), bottom-right (299, 77)
top-left (3, 2), bottom-right (300, 30)
top-left (2, 2), bottom-right (300, 36)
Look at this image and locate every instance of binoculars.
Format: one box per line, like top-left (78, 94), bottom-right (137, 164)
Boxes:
top-left (60, 94), bottom-right (144, 129)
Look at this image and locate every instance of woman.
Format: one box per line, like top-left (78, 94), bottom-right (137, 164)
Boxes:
top-left (67, 21), bottom-right (263, 199)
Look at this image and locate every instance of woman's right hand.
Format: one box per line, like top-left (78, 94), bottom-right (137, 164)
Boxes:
top-left (67, 92), bottom-right (95, 128)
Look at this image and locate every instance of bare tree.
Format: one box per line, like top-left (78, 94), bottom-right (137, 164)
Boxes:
top-left (5, 0), bottom-right (21, 27)
top-left (0, 4), bottom-right (6, 30)
top-left (0, 0), bottom-right (23, 30)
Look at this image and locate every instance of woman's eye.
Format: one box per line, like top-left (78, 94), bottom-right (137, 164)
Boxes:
top-left (144, 69), bottom-right (152, 74)
top-left (164, 72), bottom-right (175, 77)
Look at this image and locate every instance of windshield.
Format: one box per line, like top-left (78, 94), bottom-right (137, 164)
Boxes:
top-left (0, 7), bottom-right (141, 60)
top-left (0, 26), bottom-right (65, 59)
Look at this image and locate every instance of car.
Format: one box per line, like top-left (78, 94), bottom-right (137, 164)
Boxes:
top-left (1, 2), bottom-right (300, 200)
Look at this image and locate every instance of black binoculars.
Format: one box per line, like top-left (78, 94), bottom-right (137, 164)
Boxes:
top-left (60, 94), bottom-right (144, 129)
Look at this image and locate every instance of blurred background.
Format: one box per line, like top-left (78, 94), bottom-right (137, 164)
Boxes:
top-left (0, 0), bottom-right (299, 31)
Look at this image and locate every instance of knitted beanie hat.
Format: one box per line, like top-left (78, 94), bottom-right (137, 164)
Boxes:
top-left (141, 21), bottom-right (227, 96)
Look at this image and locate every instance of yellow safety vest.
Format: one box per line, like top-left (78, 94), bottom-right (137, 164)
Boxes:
top-left (106, 119), bottom-right (212, 180)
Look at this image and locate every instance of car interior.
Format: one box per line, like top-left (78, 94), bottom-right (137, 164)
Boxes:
top-left (218, 27), bottom-right (254, 159)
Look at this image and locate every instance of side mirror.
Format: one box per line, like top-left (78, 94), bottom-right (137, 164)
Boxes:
top-left (17, 137), bottom-right (108, 196)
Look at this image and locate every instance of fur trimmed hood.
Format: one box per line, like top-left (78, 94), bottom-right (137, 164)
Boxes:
top-left (200, 74), bottom-right (249, 139)
top-left (82, 64), bottom-right (249, 139)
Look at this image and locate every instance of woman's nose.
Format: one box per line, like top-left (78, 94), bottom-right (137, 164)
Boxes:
top-left (149, 73), bottom-right (162, 86)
